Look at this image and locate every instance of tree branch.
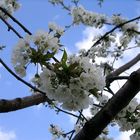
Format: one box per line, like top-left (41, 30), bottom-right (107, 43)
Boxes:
top-left (73, 68), bottom-right (140, 140)
top-left (0, 94), bottom-right (47, 113)
top-left (111, 53), bottom-right (140, 76)
top-left (0, 93), bottom-right (80, 119)
top-left (106, 53), bottom-right (140, 86)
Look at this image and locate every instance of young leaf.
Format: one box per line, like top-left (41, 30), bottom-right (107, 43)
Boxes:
top-left (61, 49), bottom-right (68, 69)
top-left (89, 88), bottom-right (98, 98)
top-left (44, 52), bottom-right (55, 61)
top-left (61, 49), bottom-right (67, 64)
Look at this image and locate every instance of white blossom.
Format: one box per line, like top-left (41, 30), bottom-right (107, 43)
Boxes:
top-left (49, 22), bottom-right (64, 35)
top-left (33, 30), bottom-right (60, 53)
top-left (12, 29), bottom-right (61, 77)
top-left (14, 65), bottom-right (26, 78)
top-left (98, 94), bottom-right (109, 106)
top-left (11, 38), bottom-right (31, 77)
top-left (0, 0), bottom-right (21, 19)
top-left (90, 105), bottom-right (100, 116)
top-left (116, 98), bottom-right (139, 132)
top-left (71, 5), bottom-right (107, 28)
top-left (49, 124), bottom-right (64, 140)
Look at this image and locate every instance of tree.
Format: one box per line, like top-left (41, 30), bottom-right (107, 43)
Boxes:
top-left (0, 0), bottom-right (140, 140)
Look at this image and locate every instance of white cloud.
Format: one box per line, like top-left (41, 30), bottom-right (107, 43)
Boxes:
top-left (33, 103), bottom-right (44, 111)
top-left (116, 131), bottom-right (134, 140)
top-left (75, 26), bottom-right (107, 51)
top-left (52, 15), bottom-right (60, 21)
top-left (0, 129), bottom-right (16, 140)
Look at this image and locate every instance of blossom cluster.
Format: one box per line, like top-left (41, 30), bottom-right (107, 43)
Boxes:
top-left (12, 20), bottom-right (105, 111)
top-left (48, 22), bottom-right (64, 36)
top-left (71, 6), bottom-right (107, 28)
top-left (112, 15), bottom-right (139, 49)
top-left (49, 124), bottom-right (65, 140)
top-left (0, 0), bottom-right (20, 19)
top-left (112, 15), bottom-right (138, 32)
top-left (11, 27), bottom-right (63, 77)
top-left (49, 121), bottom-right (112, 140)
top-left (33, 30), bottom-right (61, 53)
top-left (32, 55), bottom-right (105, 111)
top-left (88, 33), bottom-right (116, 59)
top-left (11, 37), bottom-right (31, 77)
top-left (116, 98), bottom-right (140, 140)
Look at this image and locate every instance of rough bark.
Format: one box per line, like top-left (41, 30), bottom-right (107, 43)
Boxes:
top-left (0, 94), bottom-right (47, 113)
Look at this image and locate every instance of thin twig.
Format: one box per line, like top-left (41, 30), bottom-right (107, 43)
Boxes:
top-left (0, 16), bottom-right (23, 38)
top-left (106, 86), bottom-right (115, 96)
top-left (0, 58), bottom-right (46, 96)
top-left (64, 130), bottom-right (75, 136)
top-left (110, 76), bottom-right (129, 81)
top-left (55, 106), bottom-right (79, 118)
top-left (0, 7), bottom-right (32, 35)
top-left (78, 110), bottom-right (88, 122)
top-left (69, 111), bottom-right (83, 140)
top-left (93, 103), bottom-right (103, 108)
top-left (59, 2), bottom-right (71, 11)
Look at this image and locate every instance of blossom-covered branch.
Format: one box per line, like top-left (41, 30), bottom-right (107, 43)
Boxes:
top-left (86, 15), bottom-right (140, 56)
top-left (73, 68), bottom-right (140, 140)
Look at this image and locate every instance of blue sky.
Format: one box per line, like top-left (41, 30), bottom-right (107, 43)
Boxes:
top-left (0, 0), bottom-right (140, 140)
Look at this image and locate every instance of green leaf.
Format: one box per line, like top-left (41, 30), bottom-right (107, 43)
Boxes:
top-left (61, 49), bottom-right (67, 63)
top-left (89, 88), bottom-right (98, 98)
top-left (61, 49), bottom-right (68, 69)
top-left (44, 52), bottom-right (55, 61)
top-left (30, 48), bottom-right (37, 54)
